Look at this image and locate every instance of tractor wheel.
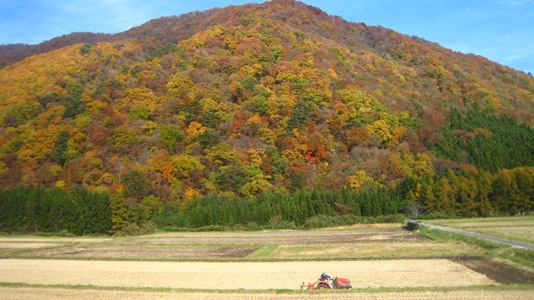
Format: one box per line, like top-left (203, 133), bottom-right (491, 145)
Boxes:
top-left (317, 283), bottom-right (328, 289)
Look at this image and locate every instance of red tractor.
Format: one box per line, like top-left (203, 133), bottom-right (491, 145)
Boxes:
top-left (300, 272), bottom-right (352, 290)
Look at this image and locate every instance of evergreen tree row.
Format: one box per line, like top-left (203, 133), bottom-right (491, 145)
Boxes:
top-left (154, 188), bottom-right (399, 229)
top-left (0, 186), bottom-right (111, 235)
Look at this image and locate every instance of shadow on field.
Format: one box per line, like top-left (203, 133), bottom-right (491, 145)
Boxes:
top-left (453, 256), bottom-right (534, 284)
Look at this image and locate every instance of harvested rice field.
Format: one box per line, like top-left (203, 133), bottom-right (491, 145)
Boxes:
top-left (111, 226), bottom-right (427, 245)
top-left (1, 287), bottom-right (534, 300)
top-left (0, 258), bottom-right (500, 289)
top-left (1, 221), bottom-right (533, 299)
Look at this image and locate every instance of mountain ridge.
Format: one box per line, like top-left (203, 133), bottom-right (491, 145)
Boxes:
top-left (2, 0), bottom-right (524, 74)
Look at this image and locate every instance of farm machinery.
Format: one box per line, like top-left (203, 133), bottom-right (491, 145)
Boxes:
top-left (406, 219), bottom-right (421, 230)
top-left (300, 272), bottom-right (352, 290)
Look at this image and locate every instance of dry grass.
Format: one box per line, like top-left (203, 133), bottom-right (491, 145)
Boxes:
top-left (269, 241), bottom-right (484, 259)
top-left (110, 227), bottom-right (424, 246)
top-left (2, 226), bottom-right (459, 260)
top-left (0, 237), bottom-right (112, 243)
top-left (1, 287), bottom-right (533, 300)
top-left (1, 223), bottom-right (530, 298)
top-left (427, 216), bottom-right (534, 244)
top-left (17, 245), bottom-right (258, 259)
top-left (469, 226), bottom-right (534, 244)
top-left (429, 216), bottom-right (534, 225)
top-left (0, 242), bottom-right (67, 249)
top-left (0, 259), bottom-right (498, 290)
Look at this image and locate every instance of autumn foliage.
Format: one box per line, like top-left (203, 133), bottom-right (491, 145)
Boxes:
top-left (1, 0), bottom-right (533, 234)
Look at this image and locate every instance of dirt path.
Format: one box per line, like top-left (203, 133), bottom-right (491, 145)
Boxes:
top-left (422, 223), bottom-right (534, 250)
top-left (2, 287), bottom-right (533, 300)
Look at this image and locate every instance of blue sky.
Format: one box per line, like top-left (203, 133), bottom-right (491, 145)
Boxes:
top-left (1, 0), bottom-right (533, 74)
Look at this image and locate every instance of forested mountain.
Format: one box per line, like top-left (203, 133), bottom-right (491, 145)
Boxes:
top-left (0, 32), bottom-right (113, 69)
top-left (1, 0), bottom-right (533, 234)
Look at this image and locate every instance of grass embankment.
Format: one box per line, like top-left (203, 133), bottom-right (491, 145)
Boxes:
top-left (425, 216), bottom-right (534, 245)
top-left (419, 225), bottom-right (534, 269)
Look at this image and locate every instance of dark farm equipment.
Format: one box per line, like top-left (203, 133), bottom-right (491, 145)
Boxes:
top-left (406, 219), bottom-right (421, 230)
top-left (300, 272), bottom-right (352, 290)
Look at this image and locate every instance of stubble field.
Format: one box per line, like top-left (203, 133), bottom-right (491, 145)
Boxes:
top-left (1, 221), bottom-right (533, 299)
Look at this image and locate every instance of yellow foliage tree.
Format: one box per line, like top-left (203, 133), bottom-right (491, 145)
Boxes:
top-left (392, 126), bottom-right (408, 144)
top-left (241, 174), bottom-right (272, 197)
top-left (347, 170), bottom-right (374, 189)
top-left (167, 75), bottom-right (195, 98)
top-left (368, 120), bottom-right (393, 146)
top-left (337, 88), bottom-right (374, 118)
top-left (258, 127), bottom-right (277, 145)
top-left (169, 154), bottom-right (205, 178)
top-left (186, 121), bottom-right (207, 141)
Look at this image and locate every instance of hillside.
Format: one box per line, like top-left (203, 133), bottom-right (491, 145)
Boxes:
top-left (0, 32), bottom-right (113, 69)
top-left (1, 0), bottom-right (533, 233)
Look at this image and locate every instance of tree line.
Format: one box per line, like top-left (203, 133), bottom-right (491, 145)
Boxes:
top-left (155, 167), bottom-right (533, 230)
top-left (1, 166), bottom-right (532, 235)
top-left (154, 187), bottom-right (401, 229)
top-left (0, 186), bottom-right (111, 235)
